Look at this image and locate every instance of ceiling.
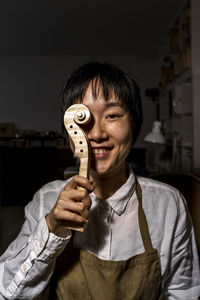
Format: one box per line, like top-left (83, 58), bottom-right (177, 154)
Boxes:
top-left (0, 0), bottom-right (183, 57)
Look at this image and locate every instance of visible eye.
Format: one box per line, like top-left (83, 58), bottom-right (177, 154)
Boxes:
top-left (106, 114), bottom-right (122, 120)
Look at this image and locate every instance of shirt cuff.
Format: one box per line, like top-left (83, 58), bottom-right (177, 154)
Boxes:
top-left (29, 217), bottom-right (72, 262)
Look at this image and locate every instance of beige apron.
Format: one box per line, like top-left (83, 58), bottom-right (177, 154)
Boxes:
top-left (50, 179), bottom-right (163, 299)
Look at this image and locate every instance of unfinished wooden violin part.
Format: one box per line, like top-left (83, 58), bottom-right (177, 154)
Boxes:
top-left (64, 104), bottom-right (91, 232)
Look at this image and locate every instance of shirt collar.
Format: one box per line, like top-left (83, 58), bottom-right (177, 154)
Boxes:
top-left (90, 167), bottom-right (136, 216)
top-left (103, 168), bottom-right (136, 216)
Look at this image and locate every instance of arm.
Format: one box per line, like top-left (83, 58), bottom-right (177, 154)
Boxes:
top-left (0, 188), bottom-right (70, 300)
top-left (163, 193), bottom-right (200, 300)
top-left (0, 176), bottom-right (94, 300)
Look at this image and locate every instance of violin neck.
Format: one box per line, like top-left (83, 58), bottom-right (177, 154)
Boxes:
top-left (79, 156), bottom-right (90, 179)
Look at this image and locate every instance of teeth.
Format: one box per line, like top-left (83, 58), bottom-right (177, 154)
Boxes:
top-left (92, 149), bottom-right (107, 154)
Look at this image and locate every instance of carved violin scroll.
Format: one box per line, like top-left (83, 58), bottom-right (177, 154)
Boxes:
top-left (64, 104), bottom-right (91, 178)
top-left (64, 104), bottom-right (91, 232)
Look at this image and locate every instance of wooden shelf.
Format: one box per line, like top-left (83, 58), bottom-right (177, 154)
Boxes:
top-left (157, 0), bottom-right (200, 172)
top-left (160, 68), bottom-right (192, 97)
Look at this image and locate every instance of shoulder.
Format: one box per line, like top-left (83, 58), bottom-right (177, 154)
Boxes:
top-left (137, 176), bottom-right (187, 215)
top-left (138, 176), bottom-right (178, 192)
top-left (137, 176), bottom-right (192, 243)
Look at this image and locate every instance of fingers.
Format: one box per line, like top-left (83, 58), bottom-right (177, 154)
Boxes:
top-left (59, 188), bottom-right (88, 203)
top-left (55, 189), bottom-right (90, 222)
top-left (53, 201), bottom-right (86, 224)
top-left (46, 197), bottom-right (87, 236)
top-left (46, 175), bottom-right (95, 236)
top-left (59, 188), bottom-right (91, 211)
top-left (59, 188), bottom-right (91, 219)
top-left (65, 175), bottom-right (95, 192)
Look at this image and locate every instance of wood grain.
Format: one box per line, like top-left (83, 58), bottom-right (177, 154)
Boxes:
top-left (64, 104), bottom-right (91, 232)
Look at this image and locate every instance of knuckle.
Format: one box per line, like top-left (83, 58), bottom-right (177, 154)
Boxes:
top-left (78, 202), bottom-right (85, 212)
top-left (74, 214), bottom-right (83, 223)
top-left (73, 175), bottom-right (79, 182)
top-left (59, 190), bottom-right (66, 198)
top-left (80, 189), bottom-right (87, 198)
top-left (53, 207), bottom-right (60, 219)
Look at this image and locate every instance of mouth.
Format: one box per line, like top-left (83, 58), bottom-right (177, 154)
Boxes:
top-left (91, 147), bottom-right (112, 159)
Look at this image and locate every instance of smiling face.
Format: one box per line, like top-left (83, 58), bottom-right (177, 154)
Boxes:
top-left (73, 84), bottom-right (133, 180)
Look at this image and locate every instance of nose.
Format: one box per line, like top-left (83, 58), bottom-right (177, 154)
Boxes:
top-left (86, 119), bottom-right (108, 143)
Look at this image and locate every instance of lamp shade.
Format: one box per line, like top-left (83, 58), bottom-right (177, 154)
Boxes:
top-left (144, 121), bottom-right (165, 144)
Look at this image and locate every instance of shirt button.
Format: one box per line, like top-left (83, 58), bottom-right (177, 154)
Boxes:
top-left (49, 251), bottom-right (57, 259)
top-left (39, 241), bottom-right (43, 249)
top-left (23, 264), bottom-right (27, 272)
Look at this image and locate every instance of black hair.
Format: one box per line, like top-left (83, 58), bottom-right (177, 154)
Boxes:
top-left (61, 62), bottom-right (143, 145)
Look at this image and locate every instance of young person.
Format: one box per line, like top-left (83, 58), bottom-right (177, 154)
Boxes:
top-left (0, 62), bottom-right (199, 300)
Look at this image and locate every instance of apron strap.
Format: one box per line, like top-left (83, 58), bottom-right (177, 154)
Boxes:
top-left (136, 178), bottom-right (154, 252)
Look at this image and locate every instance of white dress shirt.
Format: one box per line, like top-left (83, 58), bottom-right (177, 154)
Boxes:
top-left (0, 170), bottom-right (200, 300)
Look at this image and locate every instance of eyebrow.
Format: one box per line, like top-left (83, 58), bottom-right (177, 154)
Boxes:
top-left (104, 101), bottom-right (124, 108)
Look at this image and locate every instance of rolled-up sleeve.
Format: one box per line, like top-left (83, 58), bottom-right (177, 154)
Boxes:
top-left (162, 192), bottom-right (200, 299)
top-left (0, 182), bottom-right (71, 300)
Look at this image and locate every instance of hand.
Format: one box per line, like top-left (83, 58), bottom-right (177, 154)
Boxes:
top-left (45, 175), bottom-right (95, 237)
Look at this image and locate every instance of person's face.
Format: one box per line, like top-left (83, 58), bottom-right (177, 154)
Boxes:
top-left (72, 84), bottom-right (133, 178)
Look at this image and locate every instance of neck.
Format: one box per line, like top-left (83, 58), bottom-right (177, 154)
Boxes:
top-left (91, 163), bottom-right (129, 200)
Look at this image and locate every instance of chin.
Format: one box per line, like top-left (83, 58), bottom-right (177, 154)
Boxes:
top-left (91, 164), bottom-right (121, 178)
top-left (91, 168), bottom-right (108, 176)
top-left (90, 159), bottom-right (127, 178)
top-left (90, 165), bottom-right (112, 177)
